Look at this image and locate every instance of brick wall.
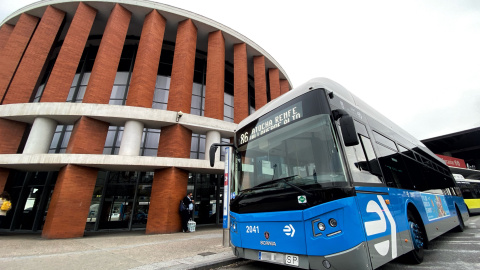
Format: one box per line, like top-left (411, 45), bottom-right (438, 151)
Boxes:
top-left (253, 55), bottom-right (267, 110)
top-left (0, 24), bottom-right (14, 51)
top-left (126, 10), bottom-right (166, 108)
top-left (234, 43), bottom-right (249, 123)
top-left (0, 13), bottom-right (38, 103)
top-left (42, 164), bottom-right (98, 239)
top-left (167, 19), bottom-right (197, 113)
top-left (83, 4), bottom-right (131, 104)
top-left (268, 68), bottom-right (280, 100)
top-left (204, 30), bottom-right (225, 120)
top-left (0, 168), bottom-right (9, 193)
top-left (3, 6), bottom-right (65, 105)
top-left (146, 167), bottom-right (188, 234)
top-left (157, 124), bottom-right (192, 158)
top-left (280, 79), bottom-right (290, 95)
top-left (66, 117), bottom-right (109, 154)
top-left (0, 118), bottom-right (27, 154)
top-left (41, 3), bottom-right (97, 102)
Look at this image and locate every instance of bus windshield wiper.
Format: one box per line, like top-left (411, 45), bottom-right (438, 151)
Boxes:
top-left (245, 175), bottom-right (313, 197)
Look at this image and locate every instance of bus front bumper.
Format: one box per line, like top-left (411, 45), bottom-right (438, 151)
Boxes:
top-left (232, 242), bottom-right (371, 270)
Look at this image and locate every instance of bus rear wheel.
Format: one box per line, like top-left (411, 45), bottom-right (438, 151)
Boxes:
top-left (405, 210), bottom-right (425, 264)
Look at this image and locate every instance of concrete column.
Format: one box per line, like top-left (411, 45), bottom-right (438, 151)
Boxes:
top-left (23, 117), bottom-right (57, 154)
top-left (83, 4), bottom-right (131, 104)
top-left (234, 43), bottom-right (248, 124)
top-left (0, 13), bottom-right (39, 103)
top-left (205, 130), bottom-right (221, 162)
top-left (42, 2), bottom-right (97, 102)
top-left (119, 120), bottom-right (144, 156)
top-left (3, 6), bottom-right (65, 104)
top-left (253, 56), bottom-right (267, 110)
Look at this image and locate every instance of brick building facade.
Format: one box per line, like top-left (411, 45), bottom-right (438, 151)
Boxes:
top-left (0, 0), bottom-right (291, 239)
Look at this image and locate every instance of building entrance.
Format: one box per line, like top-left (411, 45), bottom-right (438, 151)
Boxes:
top-left (86, 171), bottom-right (152, 231)
top-left (2, 171), bottom-right (57, 231)
top-left (189, 173), bottom-right (223, 225)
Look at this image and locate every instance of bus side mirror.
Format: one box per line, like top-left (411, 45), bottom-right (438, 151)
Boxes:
top-left (340, 115), bottom-right (359, 146)
top-left (209, 145), bottom-right (218, 167)
top-left (209, 143), bottom-right (237, 167)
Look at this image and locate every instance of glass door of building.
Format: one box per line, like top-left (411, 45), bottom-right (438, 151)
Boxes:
top-left (86, 171), bottom-right (152, 231)
top-left (190, 173), bottom-right (223, 225)
top-left (4, 171), bottom-right (56, 231)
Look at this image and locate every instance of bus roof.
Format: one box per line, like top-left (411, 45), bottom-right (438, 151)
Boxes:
top-left (237, 77), bottom-right (443, 164)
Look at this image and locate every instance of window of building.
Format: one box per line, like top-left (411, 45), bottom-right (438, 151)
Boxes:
top-left (48, 125), bottom-right (73, 153)
top-left (104, 126), bottom-right (123, 155)
top-left (190, 133), bottom-right (206, 159)
top-left (224, 92), bottom-right (234, 122)
top-left (140, 128), bottom-right (160, 156)
top-left (152, 76), bottom-right (170, 110)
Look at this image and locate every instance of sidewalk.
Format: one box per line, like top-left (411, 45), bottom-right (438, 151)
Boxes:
top-left (0, 225), bottom-right (241, 270)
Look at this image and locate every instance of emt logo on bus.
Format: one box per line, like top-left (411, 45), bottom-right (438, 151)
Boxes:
top-left (364, 195), bottom-right (397, 258)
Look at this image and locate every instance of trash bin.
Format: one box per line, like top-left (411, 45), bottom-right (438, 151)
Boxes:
top-left (188, 219), bottom-right (196, 232)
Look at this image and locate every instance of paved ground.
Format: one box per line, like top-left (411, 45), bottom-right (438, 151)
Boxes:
top-left (1, 215), bottom-right (478, 270)
top-left (0, 225), bottom-right (238, 270)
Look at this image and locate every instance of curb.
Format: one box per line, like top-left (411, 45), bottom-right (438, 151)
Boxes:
top-left (188, 256), bottom-right (244, 270)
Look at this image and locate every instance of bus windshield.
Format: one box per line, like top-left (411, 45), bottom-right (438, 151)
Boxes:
top-left (236, 114), bottom-right (348, 194)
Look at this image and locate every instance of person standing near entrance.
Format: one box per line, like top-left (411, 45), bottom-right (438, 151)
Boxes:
top-left (181, 192), bottom-right (194, 232)
top-left (0, 191), bottom-right (12, 227)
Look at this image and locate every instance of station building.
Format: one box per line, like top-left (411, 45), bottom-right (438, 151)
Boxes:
top-left (422, 127), bottom-right (480, 180)
top-left (0, 0), bottom-right (291, 238)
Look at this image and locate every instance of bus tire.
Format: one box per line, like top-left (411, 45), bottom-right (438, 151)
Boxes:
top-left (405, 210), bottom-right (425, 264)
top-left (454, 206), bottom-right (465, 232)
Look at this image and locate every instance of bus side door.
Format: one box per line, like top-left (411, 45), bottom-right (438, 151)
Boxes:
top-left (355, 188), bottom-right (398, 269)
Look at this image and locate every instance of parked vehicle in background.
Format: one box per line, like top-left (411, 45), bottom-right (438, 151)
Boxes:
top-left (453, 174), bottom-right (480, 215)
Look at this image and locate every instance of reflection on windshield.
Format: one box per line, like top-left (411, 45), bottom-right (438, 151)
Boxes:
top-left (235, 114), bottom-right (347, 193)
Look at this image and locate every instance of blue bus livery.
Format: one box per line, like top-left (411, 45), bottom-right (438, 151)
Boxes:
top-left (211, 78), bottom-right (468, 269)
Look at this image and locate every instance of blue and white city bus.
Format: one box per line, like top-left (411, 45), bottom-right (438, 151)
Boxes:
top-left (210, 78), bottom-right (469, 269)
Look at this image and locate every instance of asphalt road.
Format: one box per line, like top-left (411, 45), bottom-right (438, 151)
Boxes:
top-left (214, 214), bottom-right (480, 270)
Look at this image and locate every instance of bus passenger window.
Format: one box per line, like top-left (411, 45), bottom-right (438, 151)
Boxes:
top-left (376, 143), bottom-right (414, 189)
top-left (344, 135), bottom-right (382, 184)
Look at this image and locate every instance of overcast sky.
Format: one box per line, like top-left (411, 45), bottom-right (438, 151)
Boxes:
top-left (1, 0), bottom-right (479, 140)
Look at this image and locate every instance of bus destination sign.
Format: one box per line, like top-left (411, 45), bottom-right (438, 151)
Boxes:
top-left (238, 102), bottom-right (303, 146)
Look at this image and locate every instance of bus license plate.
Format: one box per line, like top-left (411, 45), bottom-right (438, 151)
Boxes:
top-left (286, 254), bottom-right (299, 266)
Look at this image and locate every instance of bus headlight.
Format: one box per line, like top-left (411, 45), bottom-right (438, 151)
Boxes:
top-left (318, 222), bottom-right (326, 231)
top-left (329, 218), bottom-right (337, 227)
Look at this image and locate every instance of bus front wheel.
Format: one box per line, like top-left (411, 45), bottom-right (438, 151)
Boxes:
top-left (405, 210), bottom-right (425, 264)
top-left (454, 206), bottom-right (465, 232)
